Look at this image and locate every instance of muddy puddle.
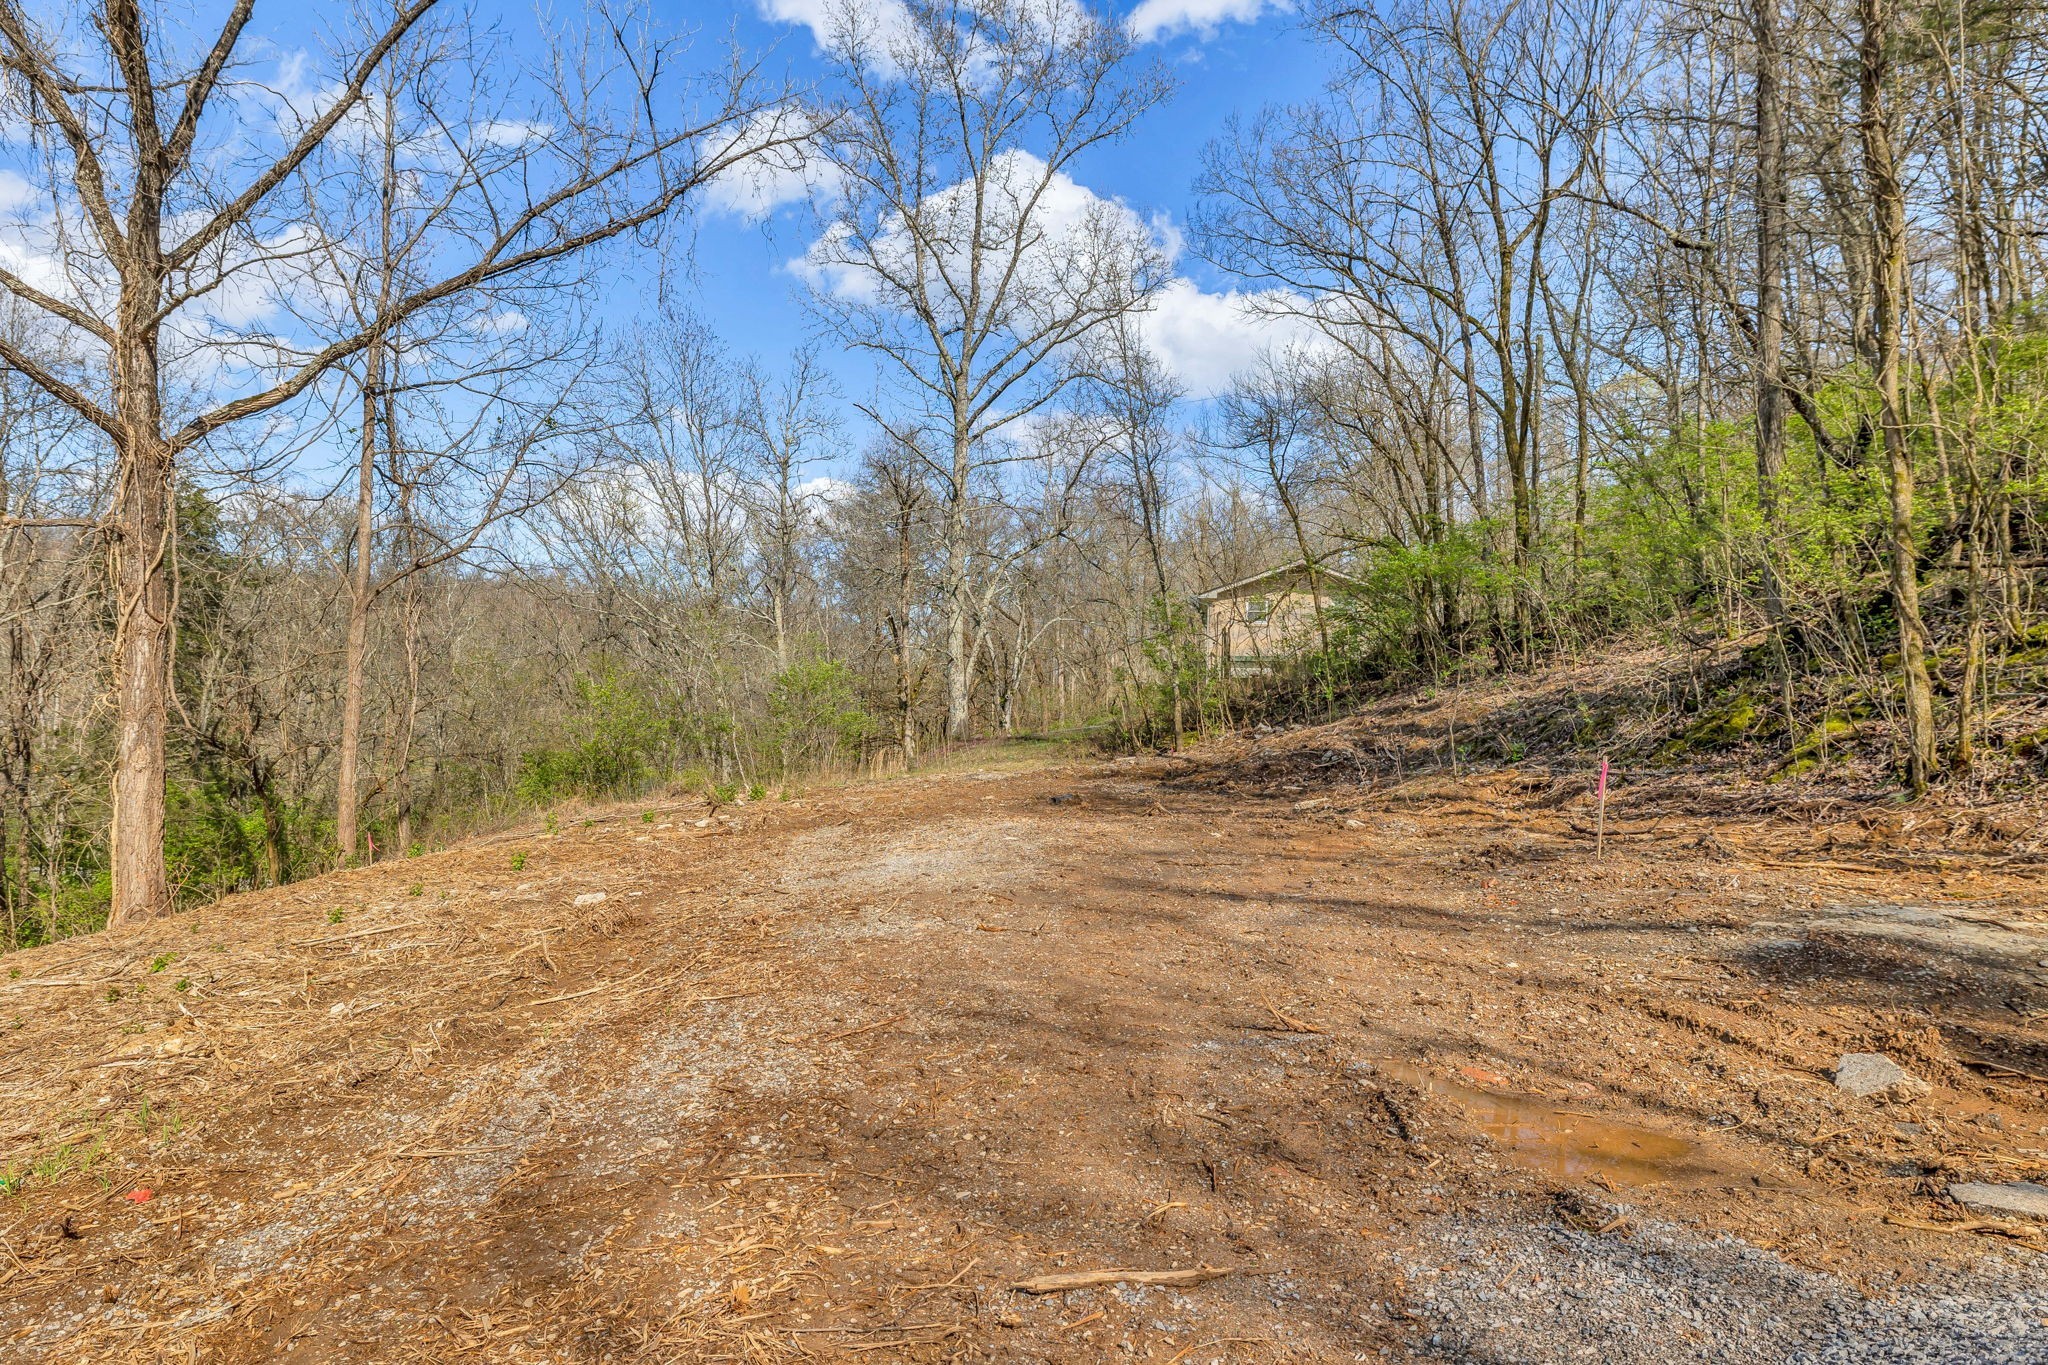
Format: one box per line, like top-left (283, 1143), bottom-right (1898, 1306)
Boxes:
top-left (1377, 1059), bottom-right (1730, 1186)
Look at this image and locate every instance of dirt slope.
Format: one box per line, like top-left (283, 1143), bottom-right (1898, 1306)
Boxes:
top-left (3, 743), bottom-right (2048, 1363)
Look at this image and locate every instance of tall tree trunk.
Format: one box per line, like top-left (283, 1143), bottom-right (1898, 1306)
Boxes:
top-left (895, 494), bottom-right (918, 762)
top-left (393, 575), bottom-right (423, 854)
top-left (1753, 0), bottom-right (1788, 626)
top-left (1859, 0), bottom-right (1938, 793)
top-left (943, 424), bottom-right (973, 742)
top-left (335, 342), bottom-right (382, 865)
top-left (108, 302), bottom-right (173, 926)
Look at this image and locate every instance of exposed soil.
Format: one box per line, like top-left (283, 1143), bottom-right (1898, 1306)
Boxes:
top-left (4, 726), bottom-right (2048, 1362)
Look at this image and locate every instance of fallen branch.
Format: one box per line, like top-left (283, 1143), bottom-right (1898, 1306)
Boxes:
top-left (1011, 1266), bottom-right (1233, 1294)
top-left (1260, 997), bottom-right (1323, 1035)
top-left (813, 1013), bottom-right (907, 1044)
top-left (394, 1145), bottom-right (513, 1159)
top-left (1885, 1214), bottom-right (2043, 1241)
top-left (528, 969), bottom-right (650, 1006)
top-left (1955, 1052), bottom-right (2048, 1086)
top-left (293, 920), bottom-right (429, 947)
top-left (1164, 1337), bottom-right (1271, 1364)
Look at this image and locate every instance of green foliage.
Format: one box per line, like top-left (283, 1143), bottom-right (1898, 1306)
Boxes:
top-left (1127, 596), bottom-right (1211, 747)
top-left (516, 661), bottom-right (672, 804)
top-left (766, 660), bottom-right (872, 770)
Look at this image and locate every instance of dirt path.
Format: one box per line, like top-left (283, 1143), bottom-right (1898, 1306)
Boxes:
top-left (4, 751), bottom-right (2047, 1362)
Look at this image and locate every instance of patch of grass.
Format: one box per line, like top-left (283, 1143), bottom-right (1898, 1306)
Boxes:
top-left (642, 810), bottom-right (656, 823)
top-left (509, 851), bottom-right (528, 872)
top-left (131, 1100), bottom-right (183, 1144)
top-left (747, 782), bottom-right (767, 802)
top-left (3, 1135), bottom-right (109, 1196)
top-left (149, 953), bottom-right (175, 973)
top-left (407, 882), bottom-right (423, 897)
top-left (327, 907), bottom-right (346, 925)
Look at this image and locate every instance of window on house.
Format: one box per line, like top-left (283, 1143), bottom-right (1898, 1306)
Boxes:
top-left (1245, 595), bottom-right (1271, 623)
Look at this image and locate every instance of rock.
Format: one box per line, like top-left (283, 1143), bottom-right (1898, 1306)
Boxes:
top-left (1948, 1181), bottom-right (2048, 1222)
top-left (1293, 797), bottom-right (1330, 811)
top-left (1831, 1052), bottom-right (1928, 1100)
top-left (572, 891), bottom-right (607, 908)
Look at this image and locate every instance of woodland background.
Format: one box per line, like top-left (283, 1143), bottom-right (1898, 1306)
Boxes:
top-left (0, 0), bottom-right (2043, 949)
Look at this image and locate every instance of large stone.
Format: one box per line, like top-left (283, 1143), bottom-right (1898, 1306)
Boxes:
top-left (1949, 1181), bottom-right (2048, 1222)
top-left (1831, 1053), bottom-right (1929, 1101)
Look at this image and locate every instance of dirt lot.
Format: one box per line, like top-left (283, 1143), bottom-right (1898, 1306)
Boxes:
top-left (4, 733), bottom-right (2048, 1363)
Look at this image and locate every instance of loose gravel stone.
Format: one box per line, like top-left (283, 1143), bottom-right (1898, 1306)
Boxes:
top-left (1950, 1182), bottom-right (2048, 1222)
top-left (1831, 1053), bottom-right (1929, 1100)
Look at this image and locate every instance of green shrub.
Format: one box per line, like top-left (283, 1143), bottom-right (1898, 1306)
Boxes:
top-left (767, 660), bottom-right (872, 771)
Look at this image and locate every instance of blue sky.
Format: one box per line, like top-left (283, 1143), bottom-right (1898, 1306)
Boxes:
top-left (0, 0), bottom-right (1330, 486)
top-left (670, 0), bottom-right (1329, 424)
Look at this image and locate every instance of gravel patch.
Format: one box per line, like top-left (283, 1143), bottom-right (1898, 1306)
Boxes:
top-left (1398, 1211), bottom-right (2048, 1363)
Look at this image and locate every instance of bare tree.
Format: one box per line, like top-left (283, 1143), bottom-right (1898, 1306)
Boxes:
top-left (739, 350), bottom-right (842, 670)
top-left (1857, 0), bottom-right (1937, 790)
top-left (0, 0), bottom-right (788, 918)
top-left (805, 0), bottom-right (1170, 740)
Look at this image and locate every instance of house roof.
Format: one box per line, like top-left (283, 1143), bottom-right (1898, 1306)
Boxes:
top-left (1194, 559), bottom-right (1358, 602)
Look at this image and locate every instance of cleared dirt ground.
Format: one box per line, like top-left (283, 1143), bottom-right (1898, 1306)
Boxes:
top-left (4, 735), bottom-right (2048, 1363)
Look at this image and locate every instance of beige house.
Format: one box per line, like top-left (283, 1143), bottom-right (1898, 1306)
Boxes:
top-left (1196, 560), bottom-right (1355, 674)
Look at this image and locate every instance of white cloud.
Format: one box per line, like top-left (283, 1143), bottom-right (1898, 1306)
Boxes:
top-left (0, 171), bottom-right (37, 214)
top-left (800, 149), bottom-right (1162, 316)
top-left (759, 0), bottom-right (918, 59)
top-left (701, 106), bottom-right (837, 221)
top-left (1126, 0), bottom-right (1287, 42)
top-left (473, 119), bottom-right (553, 150)
top-left (801, 150), bottom-right (1317, 400)
top-left (1135, 278), bottom-right (1322, 398)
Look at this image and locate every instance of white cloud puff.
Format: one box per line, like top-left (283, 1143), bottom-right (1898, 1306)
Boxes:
top-left (1134, 277), bottom-right (1321, 398)
top-left (759, 0), bottom-right (919, 58)
top-left (801, 151), bottom-right (1317, 399)
top-left (799, 148), bottom-right (1161, 317)
top-left (701, 106), bottom-right (838, 221)
top-left (1126, 0), bottom-right (1287, 41)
